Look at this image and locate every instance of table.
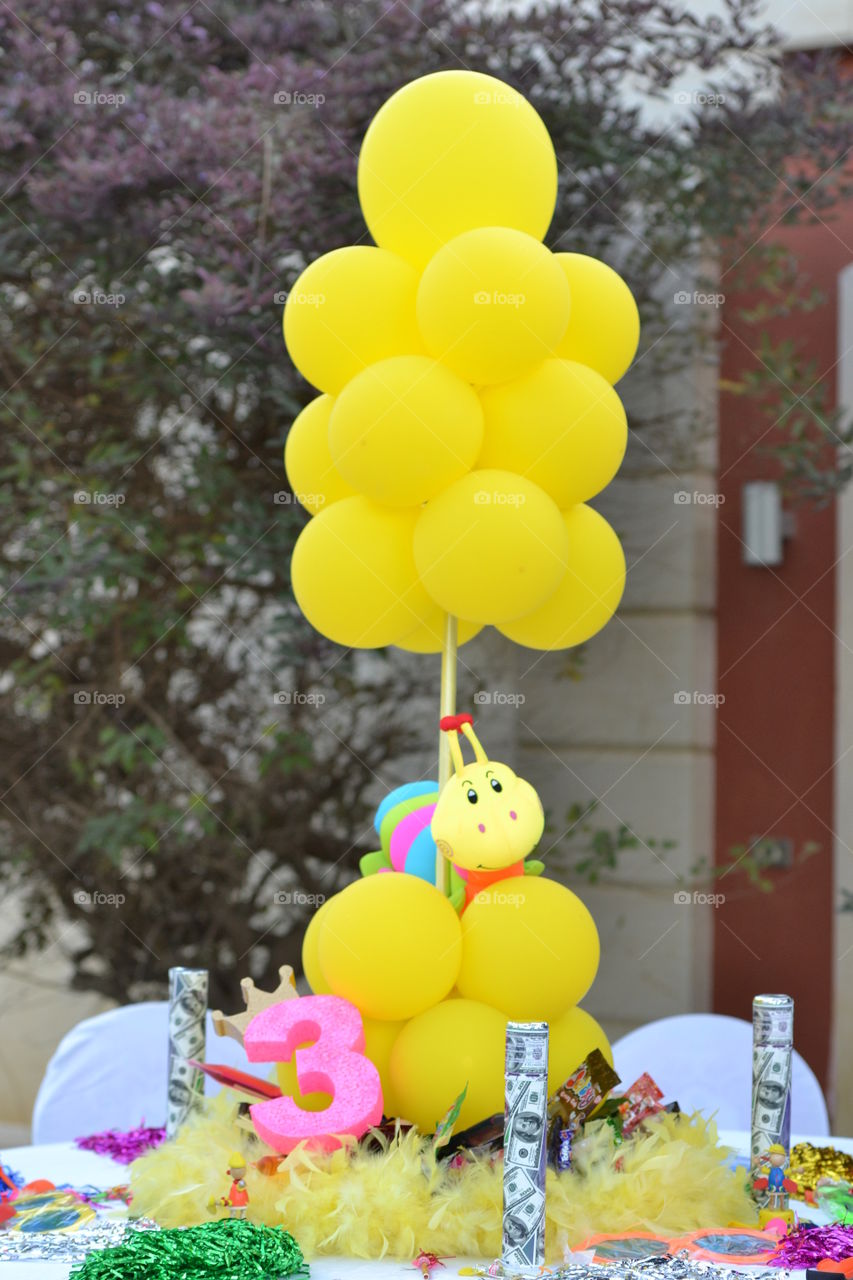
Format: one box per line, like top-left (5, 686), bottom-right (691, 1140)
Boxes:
top-left (1, 1131), bottom-right (848, 1278)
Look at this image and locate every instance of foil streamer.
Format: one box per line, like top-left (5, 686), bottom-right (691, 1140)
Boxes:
top-left (66, 1218), bottom-right (306, 1279)
top-left (0, 1217), bottom-right (159, 1263)
top-left (790, 1141), bottom-right (853, 1191)
top-left (459, 1251), bottom-right (791, 1280)
top-left (768, 1223), bottom-right (853, 1267)
top-left (166, 965), bottom-right (208, 1138)
top-left (501, 1021), bottom-right (549, 1276)
top-left (75, 1124), bottom-right (167, 1164)
top-left (751, 994), bottom-right (793, 1170)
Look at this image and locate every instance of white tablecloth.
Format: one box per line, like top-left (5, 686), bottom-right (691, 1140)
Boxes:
top-left (1, 1130), bottom-right (849, 1277)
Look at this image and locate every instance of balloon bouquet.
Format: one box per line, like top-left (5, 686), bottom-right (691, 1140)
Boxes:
top-left (282, 68), bottom-right (639, 1138)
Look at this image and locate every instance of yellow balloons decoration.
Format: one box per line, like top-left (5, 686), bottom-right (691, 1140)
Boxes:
top-left (291, 497), bottom-right (432, 649)
top-left (417, 227), bottom-right (570, 386)
top-left (499, 504), bottom-right (625, 650)
top-left (301, 899), bottom-right (333, 995)
top-left (318, 874), bottom-right (462, 1021)
top-left (284, 395), bottom-right (357, 516)
top-left (457, 876), bottom-right (600, 1020)
top-left (390, 998), bottom-right (507, 1132)
top-left (393, 600), bottom-right (482, 654)
top-left (413, 470), bottom-right (568, 624)
top-left (478, 361), bottom-right (627, 508)
top-left (358, 70), bottom-right (557, 271)
top-left (283, 246), bottom-right (423, 395)
top-left (363, 1015), bottom-right (406, 1119)
top-left (329, 356), bottom-right (484, 508)
top-left (553, 253), bottom-right (640, 385)
top-left (548, 1006), bottom-right (613, 1095)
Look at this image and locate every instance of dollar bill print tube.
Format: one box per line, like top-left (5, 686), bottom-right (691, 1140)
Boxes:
top-left (502, 1020), bottom-right (549, 1274)
top-left (751, 993), bottom-right (793, 1169)
top-left (166, 966), bottom-right (209, 1138)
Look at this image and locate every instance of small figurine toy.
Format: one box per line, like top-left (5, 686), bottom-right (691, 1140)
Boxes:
top-left (753, 1143), bottom-right (797, 1229)
top-left (209, 1153), bottom-right (249, 1220)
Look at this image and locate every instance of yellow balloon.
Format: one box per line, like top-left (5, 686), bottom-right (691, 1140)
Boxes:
top-left (390, 998), bottom-right (507, 1133)
top-left (392, 599), bottom-right (481, 654)
top-left (329, 356), bottom-right (484, 507)
top-left (457, 876), bottom-right (600, 1021)
top-left (358, 70), bottom-right (557, 271)
top-left (283, 246), bottom-right (423, 395)
top-left (318, 874), bottom-right (462, 1021)
top-left (291, 496), bottom-right (433, 648)
top-left (284, 395), bottom-right (357, 516)
top-left (301, 899), bottom-right (333, 994)
top-left (413, 470), bottom-right (568, 624)
top-left (548, 1006), bottom-right (613, 1095)
top-left (363, 1015), bottom-right (406, 1119)
top-left (553, 253), bottom-right (640, 385)
top-left (499, 504), bottom-right (625, 650)
top-left (478, 361), bottom-right (627, 508)
top-left (417, 227), bottom-right (570, 386)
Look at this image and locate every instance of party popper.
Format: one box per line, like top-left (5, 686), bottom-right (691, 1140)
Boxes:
top-left (502, 1020), bottom-right (549, 1275)
top-left (166, 965), bottom-right (208, 1138)
top-left (751, 993), bottom-right (793, 1171)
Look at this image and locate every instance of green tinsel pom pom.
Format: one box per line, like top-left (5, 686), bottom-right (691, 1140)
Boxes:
top-left (69, 1219), bottom-right (307, 1279)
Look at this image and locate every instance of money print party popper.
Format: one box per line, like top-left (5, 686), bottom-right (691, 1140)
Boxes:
top-left (166, 966), bottom-right (209, 1138)
top-left (501, 1022), bottom-right (549, 1274)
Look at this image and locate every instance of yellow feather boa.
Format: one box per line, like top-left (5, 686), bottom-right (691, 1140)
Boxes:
top-left (130, 1096), bottom-right (757, 1261)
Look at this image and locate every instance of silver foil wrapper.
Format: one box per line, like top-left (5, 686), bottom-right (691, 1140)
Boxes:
top-left (166, 965), bottom-right (208, 1137)
top-left (751, 993), bottom-right (793, 1168)
top-left (0, 1219), bottom-right (160, 1263)
top-left (502, 1020), bottom-right (549, 1274)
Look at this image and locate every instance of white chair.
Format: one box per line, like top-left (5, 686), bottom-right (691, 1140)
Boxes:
top-left (32, 1002), bottom-right (273, 1143)
top-left (611, 1012), bottom-right (829, 1135)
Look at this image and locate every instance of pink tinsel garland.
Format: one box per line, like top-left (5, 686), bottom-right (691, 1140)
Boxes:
top-left (74, 1125), bottom-right (166, 1165)
top-left (769, 1224), bottom-right (853, 1267)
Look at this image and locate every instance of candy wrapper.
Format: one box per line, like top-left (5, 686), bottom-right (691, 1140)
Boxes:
top-left (166, 966), bottom-right (208, 1138)
top-left (619, 1073), bottom-right (665, 1137)
top-left (548, 1048), bottom-right (621, 1133)
top-left (751, 993), bottom-right (793, 1171)
top-left (501, 1021), bottom-right (549, 1275)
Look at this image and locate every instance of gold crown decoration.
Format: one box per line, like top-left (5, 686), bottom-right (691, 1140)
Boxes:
top-left (211, 966), bottom-right (298, 1045)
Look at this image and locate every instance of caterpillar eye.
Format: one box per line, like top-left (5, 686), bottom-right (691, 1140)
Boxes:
top-left (466, 788), bottom-right (478, 805)
top-left (490, 778), bottom-right (502, 793)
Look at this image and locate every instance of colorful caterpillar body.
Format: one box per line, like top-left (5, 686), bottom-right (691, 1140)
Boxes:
top-left (360, 715), bottom-right (544, 912)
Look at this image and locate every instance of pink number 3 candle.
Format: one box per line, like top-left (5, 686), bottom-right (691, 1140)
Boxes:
top-left (244, 994), bottom-right (384, 1153)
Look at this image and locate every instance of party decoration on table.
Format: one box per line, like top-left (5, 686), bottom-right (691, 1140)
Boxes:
top-left (753, 1144), bottom-right (798, 1229)
top-left (458, 1256), bottom-right (784, 1280)
top-left (0, 1218), bottom-right (160, 1265)
top-left (816, 1183), bottom-right (853, 1226)
top-left (576, 1231), bottom-right (674, 1262)
top-left (674, 1227), bottom-right (778, 1264)
top-left (244, 993), bottom-right (384, 1152)
top-left (414, 1248), bottom-right (451, 1276)
top-left (212, 965), bottom-right (298, 1045)
top-left (751, 994), bottom-right (793, 1177)
top-left (1, 1185), bottom-right (97, 1233)
top-left (283, 70), bottom-right (635, 656)
top-left (791, 1142), bottom-right (853, 1192)
top-left (167, 966), bottom-right (209, 1138)
top-left (501, 1022), bottom-right (549, 1275)
top-left (208, 1152), bottom-right (250, 1220)
top-left (75, 1124), bottom-right (167, 1165)
top-left (769, 1224), bottom-right (853, 1268)
top-left (130, 1094), bottom-right (757, 1259)
top-left (67, 1218), bottom-right (306, 1280)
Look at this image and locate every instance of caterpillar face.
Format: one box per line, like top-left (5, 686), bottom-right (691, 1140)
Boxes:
top-left (430, 761), bottom-right (544, 871)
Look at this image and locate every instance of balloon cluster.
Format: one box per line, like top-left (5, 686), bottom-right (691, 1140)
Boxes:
top-left (283, 70), bottom-right (639, 653)
top-left (299, 870), bottom-right (611, 1135)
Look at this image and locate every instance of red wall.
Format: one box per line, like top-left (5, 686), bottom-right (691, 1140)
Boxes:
top-left (714, 217), bottom-right (845, 1092)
